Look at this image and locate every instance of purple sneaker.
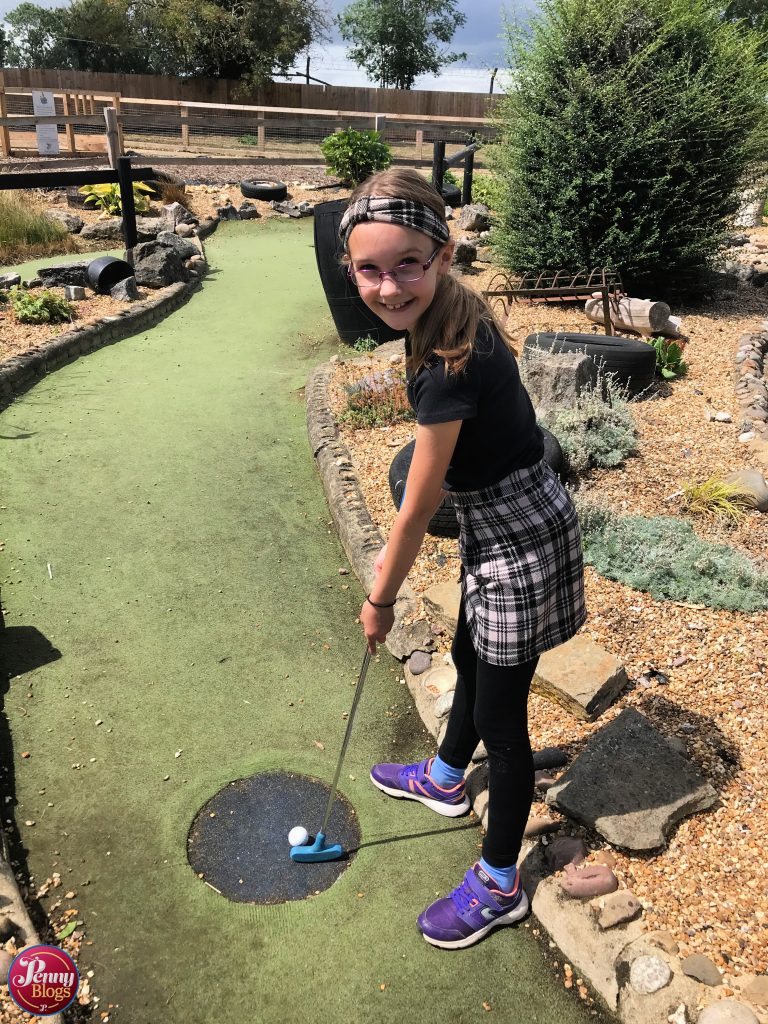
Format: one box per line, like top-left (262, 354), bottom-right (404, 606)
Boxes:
top-left (418, 863), bottom-right (529, 949)
top-left (369, 756), bottom-right (470, 817)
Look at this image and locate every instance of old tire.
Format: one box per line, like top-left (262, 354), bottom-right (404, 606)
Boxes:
top-left (241, 179), bottom-right (288, 201)
top-left (388, 429), bottom-right (565, 538)
top-left (523, 332), bottom-right (656, 397)
top-left (65, 186), bottom-right (90, 209)
top-left (442, 183), bottom-right (462, 208)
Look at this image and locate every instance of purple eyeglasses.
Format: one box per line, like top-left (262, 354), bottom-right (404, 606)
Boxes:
top-left (347, 247), bottom-right (441, 288)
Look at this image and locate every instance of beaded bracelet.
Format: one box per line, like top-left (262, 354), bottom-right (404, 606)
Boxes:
top-left (366, 595), bottom-right (396, 609)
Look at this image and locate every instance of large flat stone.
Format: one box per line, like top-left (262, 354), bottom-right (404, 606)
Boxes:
top-left (422, 580), bottom-right (460, 634)
top-left (533, 634), bottom-right (629, 721)
top-left (546, 708), bottom-right (718, 850)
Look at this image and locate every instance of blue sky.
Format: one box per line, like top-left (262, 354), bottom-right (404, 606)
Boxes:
top-left (0, 0), bottom-right (538, 92)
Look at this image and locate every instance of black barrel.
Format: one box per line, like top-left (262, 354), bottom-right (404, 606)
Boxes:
top-left (313, 199), bottom-right (402, 346)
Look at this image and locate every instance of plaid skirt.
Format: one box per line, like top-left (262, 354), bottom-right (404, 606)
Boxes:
top-left (451, 458), bottom-right (587, 666)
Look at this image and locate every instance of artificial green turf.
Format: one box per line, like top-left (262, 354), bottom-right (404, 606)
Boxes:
top-left (0, 221), bottom-right (611, 1024)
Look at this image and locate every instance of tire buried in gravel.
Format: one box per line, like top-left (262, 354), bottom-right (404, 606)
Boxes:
top-left (388, 430), bottom-right (566, 539)
top-left (241, 179), bottom-right (288, 201)
top-left (523, 332), bottom-right (656, 397)
top-left (442, 183), bottom-right (462, 208)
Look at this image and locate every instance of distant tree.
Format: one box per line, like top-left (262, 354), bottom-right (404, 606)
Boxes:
top-left (337, 0), bottom-right (467, 89)
top-left (0, 24), bottom-right (7, 65)
top-left (2, 0), bottom-right (330, 86)
top-left (721, 0), bottom-right (768, 55)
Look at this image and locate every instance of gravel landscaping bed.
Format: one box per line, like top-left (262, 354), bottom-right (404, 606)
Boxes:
top-left (329, 262), bottom-right (768, 985)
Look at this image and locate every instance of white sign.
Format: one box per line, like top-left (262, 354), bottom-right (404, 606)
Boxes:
top-left (31, 90), bottom-right (60, 155)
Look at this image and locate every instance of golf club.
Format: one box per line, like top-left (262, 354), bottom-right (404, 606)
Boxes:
top-left (290, 647), bottom-right (372, 863)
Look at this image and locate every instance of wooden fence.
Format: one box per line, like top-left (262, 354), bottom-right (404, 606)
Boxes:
top-left (1, 67), bottom-right (499, 119)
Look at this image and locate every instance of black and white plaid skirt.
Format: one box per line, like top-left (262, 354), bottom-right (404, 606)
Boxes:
top-left (451, 459), bottom-right (587, 666)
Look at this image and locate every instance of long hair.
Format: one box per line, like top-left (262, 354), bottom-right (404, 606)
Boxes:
top-left (346, 168), bottom-right (509, 376)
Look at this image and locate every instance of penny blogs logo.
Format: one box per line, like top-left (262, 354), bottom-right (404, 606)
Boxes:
top-left (8, 945), bottom-right (79, 1016)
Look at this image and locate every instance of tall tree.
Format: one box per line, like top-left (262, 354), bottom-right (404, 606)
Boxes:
top-left (337, 0), bottom-right (467, 89)
top-left (3, 3), bottom-right (72, 68)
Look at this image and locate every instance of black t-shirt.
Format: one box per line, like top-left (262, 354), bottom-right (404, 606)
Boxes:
top-left (405, 320), bottom-right (544, 491)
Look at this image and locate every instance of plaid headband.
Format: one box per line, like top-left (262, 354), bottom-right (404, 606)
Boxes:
top-left (339, 196), bottom-right (450, 251)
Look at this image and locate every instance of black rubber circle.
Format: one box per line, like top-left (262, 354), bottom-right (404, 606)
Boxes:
top-left (522, 331), bottom-right (656, 396)
top-left (442, 183), bottom-right (462, 207)
top-left (187, 771), bottom-right (360, 903)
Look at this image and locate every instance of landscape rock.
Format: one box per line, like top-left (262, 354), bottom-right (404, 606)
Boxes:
top-left (668, 1004), bottom-right (687, 1024)
top-left (629, 955), bottom-right (672, 994)
top-left (533, 746), bottom-right (568, 770)
top-left (110, 277), bottom-right (139, 301)
top-left (238, 201), bottom-right (260, 220)
top-left (80, 218), bottom-right (123, 241)
top-left (419, 665), bottom-right (457, 699)
top-left (522, 347), bottom-right (598, 415)
top-left (37, 262), bottom-right (89, 288)
top-left (216, 203), bottom-right (240, 221)
top-left (0, 950), bottom-right (13, 977)
top-left (0, 273), bottom-right (21, 288)
top-left (133, 247), bottom-right (188, 288)
top-left (135, 216), bottom-right (165, 241)
top-left (742, 977), bottom-right (768, 1006)
top-left (594, 890), bottom-right (642, 930)
top-left (45, 209), bottom-right (83, 233)
top-left (63, 285), bottom-right (86, 300)
top-left (524, 816), bottom-right (561, 838)
top-left (546, 708), bottom-right (718, 850)
top-left (457, 203), bottom-right (491, 232)
top-left (544, 835), bottom-right (588, 872)
top-left (592, 849), bottom-right (617, 868)
top-left (422, 581), bottom-right (460, 634)
top-left (433, 691), bottom-right (455, 720)
top-left (24, 277), bottom-right (42, 288)
top-left (163, 202), bottom-right (197, 230)
top-left (697, 1000), bottom-right (760, 1024)
top-left (408, 650), bottom-right (432, 675)
top-left (723, 469), bottom-right (768, 512)
top-left (535, 770), bottom-right (558, 791)
top-left (156, 231), bottom-right (199, 261)
top-left (682, 954), bottom-right (722, 986)
top-left (559, 862), bottom-right (618, 899)
top-left (175, 223), bottom-right (196, 238)
top-left (533, 633), bottom-right (629, 721)
top-left (452, 238), bottom-right (477, 266)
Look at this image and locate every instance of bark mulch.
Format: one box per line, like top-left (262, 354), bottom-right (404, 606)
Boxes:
top-left (329, 257), bottom-right (768, 988)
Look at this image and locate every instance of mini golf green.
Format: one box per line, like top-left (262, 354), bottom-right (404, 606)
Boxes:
top-left (0, 221), bottom-right (611, 1024)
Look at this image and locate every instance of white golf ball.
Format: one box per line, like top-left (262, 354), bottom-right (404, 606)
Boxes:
top-left (288, 826), bottom-right (309, 848)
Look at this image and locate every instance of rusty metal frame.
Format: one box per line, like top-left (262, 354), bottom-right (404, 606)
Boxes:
top-left (482, 267), bottom-right (623, 335)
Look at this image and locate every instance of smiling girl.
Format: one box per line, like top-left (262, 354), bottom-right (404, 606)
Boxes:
top-left (340, 168), bottom-right (587, 950)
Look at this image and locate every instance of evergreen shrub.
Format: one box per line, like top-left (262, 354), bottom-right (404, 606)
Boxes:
top-left (575, 498), bottom-right (768, 611)
top-left (489, 0), bottom-right (768, 296)
top-left (321, 128), bottom-right (392, 186)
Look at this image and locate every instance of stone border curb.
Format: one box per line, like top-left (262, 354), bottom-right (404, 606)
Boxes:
top-left (306, 362), bottom-right (434, 660)
top-left (306, 356), bottom-right (765, 1024)
top-left (0, 269), bottom-right (206, 413)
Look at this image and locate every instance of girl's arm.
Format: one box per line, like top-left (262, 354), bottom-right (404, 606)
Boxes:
top-left (361, 420), bottom-right (461, 652)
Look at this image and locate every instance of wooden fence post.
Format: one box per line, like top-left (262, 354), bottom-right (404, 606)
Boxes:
top-left (113, 95), bottom-right (125, 155)
top-left (432, 140), bottom-right (445, 192)
top-left (257, 120), bottom-right (265, 152)
top-left (104, 106), bottom-right (120, 168)
top-left (88, 94), bottom-right (95, 115)
top-left (415, 129), bottom-right (423, 162)
top-left (0, 70), bottom-right (11, 158)
top-left (62, 94), bottom-right (77, 154)
top-left (117, 155), bottom-right (137, 252)
top-left (180, 104), bottom-right (189, 150)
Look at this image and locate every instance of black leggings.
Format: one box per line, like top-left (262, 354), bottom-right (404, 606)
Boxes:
top-left (437, 601), bottom-right (539, 869)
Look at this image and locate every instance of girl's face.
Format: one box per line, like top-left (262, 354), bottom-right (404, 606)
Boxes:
top-left (346, 221), bottom-right (454, 332)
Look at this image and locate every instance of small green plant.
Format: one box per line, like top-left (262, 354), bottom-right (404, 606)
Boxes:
top-left (574, 497), bottom-right (768, 612)
top-left (469, 173), bottom-right (504, 212)
top-left (649, 336), bottom-right (687, 379)
top-left (320, 128), bottom-right (392, 186)
top-left (442, 169), bottom-right (460, 187)
top-left (0, 191), bottom-right (70, 252)
top-left (352, 335), bottom-right (378, 353)
top-left (10, 286), bottom-right (75, 325)
top-left (78, 181), bottom-right (155, 217)
top-left (680, 477), bottom-right (751, 523)
top-left (340, 369), bottom-right (414, 429)
top-left (239, 133), bottom-right (259, 146)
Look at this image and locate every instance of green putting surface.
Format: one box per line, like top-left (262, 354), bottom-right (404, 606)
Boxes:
top-left (1, 221), bottom-right (610, 1024)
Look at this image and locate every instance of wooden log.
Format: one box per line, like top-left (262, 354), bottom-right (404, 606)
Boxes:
top-left (585, 295), bottom-right (671, 337)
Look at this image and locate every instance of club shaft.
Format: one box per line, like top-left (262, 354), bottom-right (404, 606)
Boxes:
top-left (319, 648), bottom-right (371, 838)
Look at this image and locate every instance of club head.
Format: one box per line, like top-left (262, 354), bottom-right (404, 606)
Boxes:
top-left (289, 832), bottom-right (344, 863)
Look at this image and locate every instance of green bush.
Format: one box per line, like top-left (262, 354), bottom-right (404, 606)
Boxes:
top-left (78, 181), bottom-right (155, 217)
top-left (239, 133), bottom-right (259, 146)
top-left (489, 0), bottom-right (768, 296)
top-left (649, 336), bottom-right (687, 379)
top-left (320, 128), bottom-right (392, 186)
top-left (340, 369), bottom-right (414, 429)
top-left (521, 359), bottom-right (639, 475)
top-left (575, 497), bottom-right (768, 612)
top-left (10, 287), bottom-right (75, 325)
top-left (353, 335), bottom-right (378, 353)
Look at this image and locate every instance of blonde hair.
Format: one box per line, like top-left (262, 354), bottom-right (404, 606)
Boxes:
top-left (346, 168), bottom-right (509, 377)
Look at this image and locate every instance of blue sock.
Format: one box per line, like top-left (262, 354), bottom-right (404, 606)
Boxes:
top-left (429, 753), bottom-right (466, 788)
top-left (479, 857), bottom-right (518, 894)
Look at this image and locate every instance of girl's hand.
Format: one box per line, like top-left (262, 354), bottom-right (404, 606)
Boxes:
top-left (374, 543), bottom-right (388, 575)
top-left (359, 599), bottom-right (395, 655)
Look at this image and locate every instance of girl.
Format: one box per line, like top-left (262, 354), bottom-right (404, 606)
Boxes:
top-left (341, 168), bottom-right (587, 950)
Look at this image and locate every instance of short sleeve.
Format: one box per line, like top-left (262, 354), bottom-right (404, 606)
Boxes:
top-left (410, 357), bottom-right (480, 425)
